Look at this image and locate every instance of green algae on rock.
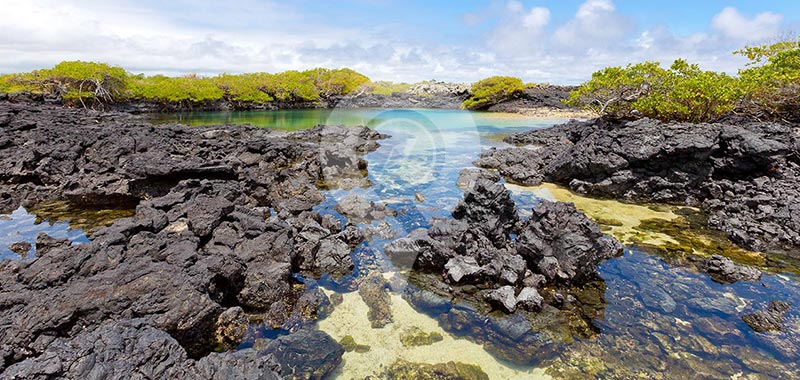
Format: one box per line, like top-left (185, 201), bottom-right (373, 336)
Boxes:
top-left (384, 359), bottom-right (490, 380)
top-left (28, 200), bottom-right (135, 232)
top-left (339, 335), bottom-right (371, 353)
top-left (400, 326), bottom-right (444, 347)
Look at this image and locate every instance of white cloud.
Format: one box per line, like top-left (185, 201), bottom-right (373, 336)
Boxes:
top-left (553, 0), bottom-right (633, 49)
top-left (711, 7), bottom-right (783, 42)
top-left (0, 0), bottom-right (791, 85)
top-left (523, 7), bottom-right (551, 31)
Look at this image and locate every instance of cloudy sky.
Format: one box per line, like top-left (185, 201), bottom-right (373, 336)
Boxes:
top-left (1, 0), bottom-right (798, 84)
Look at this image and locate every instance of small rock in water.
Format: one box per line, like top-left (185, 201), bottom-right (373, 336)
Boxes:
top-left (743, 300), bottom-right (791, 333)
top-left (8, 241), bottom-right (32, 257)
top-left (701, 255), bottom-right (762, 284)
top-left (339, 335), bottom-right (371, 353)
top-left (414, 192), bottom-right (426, 202)
top-left (516, 287), bottom-right (544, 311)
top-left (485, 286), bottom-right (517, 313)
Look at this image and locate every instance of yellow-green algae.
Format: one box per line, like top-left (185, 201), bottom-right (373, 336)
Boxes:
top-left (399, 326), bottom-right (444, 347)
top-left (384, 359), bottom-right (490, 380)
top-left (507, 182), bottom-right (800, 275)
top-left (317, 288), bottom-right (551, 380)
top-left (28, 200), bottom-right (135, 231)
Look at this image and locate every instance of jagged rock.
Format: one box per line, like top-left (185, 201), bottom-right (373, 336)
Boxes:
top-left (445, 256), bottom-right (483, 284)
top-left (516, 200), bottom-right (623, 285)
top-left (0, 101), bottom-right (386, 375)
top-left (743, 301), bottom-right (792, 333)
top-left (516, 287), bottom-right (544, 311)
top-left (701, 255), bottom-right (762, 284)
top-left (456, 168), bottom-right (501, 190)
top-left (485, 286), bottom-right (518, 314)
top-left (452, 178), bottom-right (518, 242)
top-left (485, 117), bottom-right (800, 255)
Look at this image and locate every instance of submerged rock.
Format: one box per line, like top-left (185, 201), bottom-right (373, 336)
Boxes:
top-left (701, 255), bottom-right (762, 284)
top-left (262, 329), bottom-right (344, 380)
top-left (383, 360), bottom-right (490, 380)
top-left (399, 326), bottom-right (444, 347)
top-left (8, 241), bottom-right (31, 257)
top-left (743, 301), bottom-right (792, 333)
top-left (334, 193), bottom-right (396, 222)
top-left (358, 273), bottom-right (393, 328)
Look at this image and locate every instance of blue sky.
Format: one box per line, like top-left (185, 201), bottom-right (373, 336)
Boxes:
top-left (1, 0), bottom-right (798, 83)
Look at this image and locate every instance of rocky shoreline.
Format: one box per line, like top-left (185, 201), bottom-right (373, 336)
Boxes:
top-left (0, 98), bottom-right (618, 379)
top-left (0, 100), bottom-right (386, 378)
top-left (477, 117), bottom-right (800, 257)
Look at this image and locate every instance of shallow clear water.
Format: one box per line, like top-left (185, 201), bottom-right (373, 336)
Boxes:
top-left (65, 110), bottom-right (800, 377)
top-left (0, 207), bottom-right (90, 260)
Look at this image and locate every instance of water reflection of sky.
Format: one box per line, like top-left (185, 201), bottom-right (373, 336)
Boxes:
top-left (0, 207), bottom-right (89, 260)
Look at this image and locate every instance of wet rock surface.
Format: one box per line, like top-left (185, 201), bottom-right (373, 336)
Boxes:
top-left (479, 117), bottom-right (800, 256)
top-left (0, 100), bottom-right (383, 377)
top-left (743, 301), bottom-right (792, 333)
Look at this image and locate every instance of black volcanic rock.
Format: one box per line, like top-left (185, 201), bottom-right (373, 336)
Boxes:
top-left (479, 117), bottom-right (800, 255)
top-left (0, 100), bottom-right (385, 376)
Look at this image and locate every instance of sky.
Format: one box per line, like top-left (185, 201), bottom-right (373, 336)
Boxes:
top-left (1, 0), bottom-right (798, 84)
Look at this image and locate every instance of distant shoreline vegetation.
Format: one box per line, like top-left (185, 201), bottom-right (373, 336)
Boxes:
top-left (1, 37), bottom-right (798, 122)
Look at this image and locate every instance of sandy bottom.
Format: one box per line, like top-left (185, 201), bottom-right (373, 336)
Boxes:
top-left (317, 288), bottom-right (551, 380)
top-left (507, 182), bottom-right (682, 247)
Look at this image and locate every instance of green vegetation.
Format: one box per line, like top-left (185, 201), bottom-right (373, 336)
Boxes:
top-left (565, 60), bottom-right (742, 122)
top-left (736, 38), bottom-right (800, 121)
top-left (366, 80), bottom-right (411, 96)
top-left (0, 62), bottom-right (376, 108)
top-left (462, 76), bottom-right (525, 110)
top-left (566, 37), bottom-right (800, 122)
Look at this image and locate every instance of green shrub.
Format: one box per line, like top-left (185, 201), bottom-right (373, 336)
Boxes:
top-left (633, 60), bottom-right (743, 122)
top-left (0, 61), bottom-right (130, 106)
top-left (566, 60), bottom-right (742, 122)
top-left (736, 38), bottom-right (800, 121)
top-left (462, 76), bottom-right (525, 110)
top-left (367, 81), bottom-right (411, 96)
top-left (130, 74), bottom-right (224, 103)
top-left (213, 73), bottom-right (274, 104)
top-left (306, 68), bottom-right (370, 98)
top-left (564, 61), bottom-right (666, 117)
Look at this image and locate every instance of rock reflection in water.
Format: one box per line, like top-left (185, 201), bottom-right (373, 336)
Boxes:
top-left (0, 203), bottom-right (133, 260)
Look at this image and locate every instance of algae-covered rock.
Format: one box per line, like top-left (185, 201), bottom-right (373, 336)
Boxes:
top-left (399, 326), bottom-right (444, 347)
top-left (383, 360), bottom-right (489, 380)
top-left (358, 272), bottom-right (393, 328)
top-left (339, 335), bottom-right (371, 353)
